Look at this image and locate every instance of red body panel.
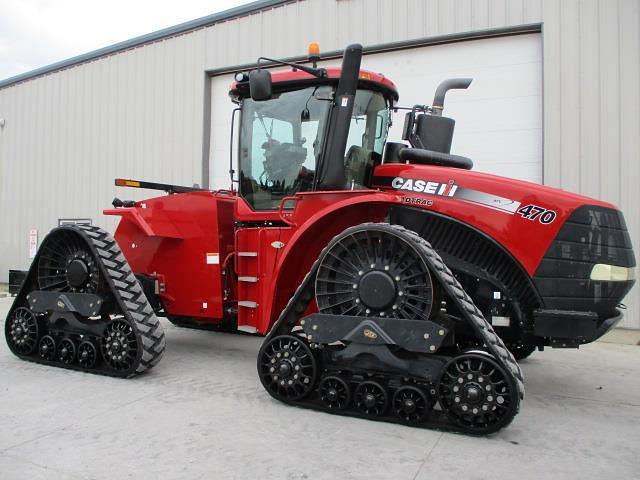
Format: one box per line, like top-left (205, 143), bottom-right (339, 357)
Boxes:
top-left (105, 192), bottom-right (235, 319)
top-left (236, 192), bottom-right (389, 334)
top-left (105, 164), bottom-right (616, 334)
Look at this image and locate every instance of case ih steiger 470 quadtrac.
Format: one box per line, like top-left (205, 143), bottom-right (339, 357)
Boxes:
top-left (5, 44), bottom-right (636, 434)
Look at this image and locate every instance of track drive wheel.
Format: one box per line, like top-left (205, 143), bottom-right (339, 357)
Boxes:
top-left (319, 375), bottom-right (351, 410)
top-left (258, 335), bottom-right (317, 401)
top-left (438, 353), bottom-right (519, 434)
top-left (6, 307), bottom-right (40, 355)
top-left (37, 229), bottom-right (101, 293)
top-left (315, 224), bottom-right (434, 320)
top-left (354, 380), bottom-right (388, 416)
top-left (393, 386), bottom-right (430, 422)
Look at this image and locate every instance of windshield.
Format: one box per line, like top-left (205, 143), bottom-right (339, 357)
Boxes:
top-left (238, 86), bottom-right (390, 210)
top-left (239, 86), bottom-right (332, 210)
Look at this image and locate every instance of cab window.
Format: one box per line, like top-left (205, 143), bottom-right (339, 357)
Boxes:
top-left (343, 90), bottom-right (390, 188)
top-left (239, 86), bottom-right (331, 210)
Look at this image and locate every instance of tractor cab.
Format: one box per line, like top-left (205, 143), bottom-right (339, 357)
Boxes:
top-left (230, 45), bottom-right (398, 211)
top-left (230, 44), bottom-right (474, 214)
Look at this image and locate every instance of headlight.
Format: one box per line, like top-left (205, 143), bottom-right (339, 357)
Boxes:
top-left (590, 264), bottom-right (636, 281)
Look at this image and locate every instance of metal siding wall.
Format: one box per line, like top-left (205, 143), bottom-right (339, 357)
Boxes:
top-left (540, 0), bottom-right (640, 328)
top-left (0, 31), bottom-right (207, 281)
top-left (616, 0), bottom-right (640, 328)
top-left (0, 0), bottom-right (638, 328)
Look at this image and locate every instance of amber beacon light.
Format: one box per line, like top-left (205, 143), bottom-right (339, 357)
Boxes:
top-left (308, 42), bottom-right (320, 66)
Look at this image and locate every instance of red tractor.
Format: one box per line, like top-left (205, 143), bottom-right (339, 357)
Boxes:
top-left (5, 44), bottom-right (635, 434)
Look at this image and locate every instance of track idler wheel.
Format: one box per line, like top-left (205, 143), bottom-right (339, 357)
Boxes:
top-left (393, 386), bottom-right (429, 422)
top-left (258, 335), bottom-right (317, 401)
top-left (78, 340), bottom-right (98, 369)
top-left (438, 353), bottom-right (519, 434)
top-left (354, 380), bottom-right (388, 416)
top-left (6, 307), bottom-right (39, 355)
top-left (38, 335), bottom-right (57, 361)
top-left (319, 375), bottom-right (351, 410)
top-left (58, 338), bottom-right (76, 364)
top-left (102, 319), bottom-right (137, 373)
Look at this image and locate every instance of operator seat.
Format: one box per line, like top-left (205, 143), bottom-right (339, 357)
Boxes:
top-left (345, 145), bottom-right (374, 189)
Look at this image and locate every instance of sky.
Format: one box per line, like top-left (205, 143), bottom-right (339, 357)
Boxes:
top-left (0, 0), bottom-right (254, 81)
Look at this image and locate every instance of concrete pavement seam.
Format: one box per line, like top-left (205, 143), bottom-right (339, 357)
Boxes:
top-left (529, 393), bottom-right (640, 408)
top-left (411, 432), bottom-right (444, 480)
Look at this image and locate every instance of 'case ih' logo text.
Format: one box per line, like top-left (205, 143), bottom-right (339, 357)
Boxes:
top-left (391, 177), bottom-right (458, 197)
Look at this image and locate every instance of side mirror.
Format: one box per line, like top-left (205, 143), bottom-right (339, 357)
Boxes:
top-left (249, 69), bottom-right (272, 101)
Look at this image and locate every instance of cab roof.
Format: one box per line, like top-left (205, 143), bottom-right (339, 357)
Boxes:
top-left (230, 66), bottom-right (399, 103)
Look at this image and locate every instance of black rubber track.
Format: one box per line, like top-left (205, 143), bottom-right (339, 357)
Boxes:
top-left (5, 224), bottom-right (165, 377)
top-left (260, 223), bottom-right (524, 434)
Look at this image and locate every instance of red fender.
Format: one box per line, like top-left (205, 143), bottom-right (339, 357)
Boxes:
top-left (261, 192), bottom-right (394, 333)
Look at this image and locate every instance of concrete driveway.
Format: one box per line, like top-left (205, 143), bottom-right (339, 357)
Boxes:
top-left (0, 296), bottom-right (638, 480)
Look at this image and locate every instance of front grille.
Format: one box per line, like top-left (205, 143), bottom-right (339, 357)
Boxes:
top-left (533, 205), bottom-right (635, 317)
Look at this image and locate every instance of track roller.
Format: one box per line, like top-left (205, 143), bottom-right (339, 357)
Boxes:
top-left (393, 386), bottom-right (429, 422)
top-left (38, 335), bottom-right (56, 361)
top-left (318, 375), bottom-right (351, 410)
top-left (58, 338), bottom-right (76, 365)
top-left (78, 340), bottom-right (98, 369)
top-left (354, 381), bottom-right (388, 416)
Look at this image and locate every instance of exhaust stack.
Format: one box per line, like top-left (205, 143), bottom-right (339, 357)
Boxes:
top-left (317, 43), bottom-right (363, 190)
top-left (402, 78), bottom-right (473, 155)
top-left (431, 78), bottom-right (473, 116)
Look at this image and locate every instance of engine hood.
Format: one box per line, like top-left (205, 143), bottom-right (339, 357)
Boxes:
top-left (371, 163), bottom-right (618, 276)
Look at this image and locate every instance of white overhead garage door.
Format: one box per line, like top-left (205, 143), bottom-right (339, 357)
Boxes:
top-left (209, 33), bottom-right (542, 190)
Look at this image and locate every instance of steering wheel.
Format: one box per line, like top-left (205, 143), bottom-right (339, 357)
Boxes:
top-left (261, 140), bottom-right (307, 184)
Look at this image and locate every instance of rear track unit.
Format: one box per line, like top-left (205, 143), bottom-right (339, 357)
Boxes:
top-left (4, 224), bottom-right (165, 377)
